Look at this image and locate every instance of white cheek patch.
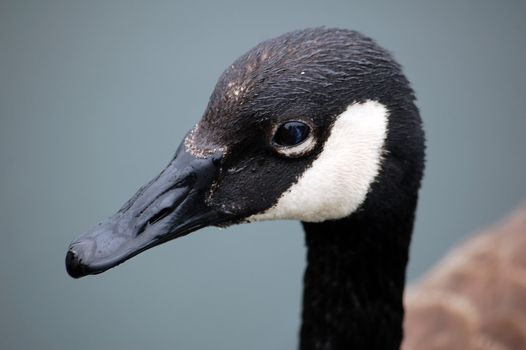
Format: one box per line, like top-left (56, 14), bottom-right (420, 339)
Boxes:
top-left (248, 100), bottom-right (389, 223)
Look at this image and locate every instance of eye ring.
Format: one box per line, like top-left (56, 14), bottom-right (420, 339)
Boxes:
top-left (271, 120), bottom-right (317, 158)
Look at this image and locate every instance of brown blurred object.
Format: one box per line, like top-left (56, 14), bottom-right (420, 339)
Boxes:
top-left (403, 204), bottom-right (526, 350)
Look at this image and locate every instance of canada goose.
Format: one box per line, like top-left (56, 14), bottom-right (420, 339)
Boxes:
top-left (65, 27), bottom-right (524, 349)
top-left (403, 204), bottom-right (526, 350)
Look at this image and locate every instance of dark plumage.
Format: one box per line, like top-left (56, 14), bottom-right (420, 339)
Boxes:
top-left (190, 28), bottom-right (424, 224)
top-left (70, 27), bottom-right (526, 350)
top-left (66, 27), bottom-right (425, 349)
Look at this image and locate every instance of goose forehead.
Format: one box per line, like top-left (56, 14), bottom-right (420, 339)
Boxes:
top-left (199, 33), bottom-right (385, 128)
top-left (183, 29), bottom-right (402, 165)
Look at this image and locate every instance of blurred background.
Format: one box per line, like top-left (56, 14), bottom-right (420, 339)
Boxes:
top-left (1, 0), bottom-right (525, 349)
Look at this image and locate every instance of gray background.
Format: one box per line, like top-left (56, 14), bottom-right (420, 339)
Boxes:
top-left (1, 0), bottom-right (525, 349)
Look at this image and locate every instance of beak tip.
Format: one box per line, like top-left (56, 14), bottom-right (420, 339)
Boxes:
top-left (65, 249), bottom-right (88, 279)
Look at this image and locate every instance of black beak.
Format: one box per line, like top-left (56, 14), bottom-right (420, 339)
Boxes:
top-left (65, 143), bottom-right (226, 278)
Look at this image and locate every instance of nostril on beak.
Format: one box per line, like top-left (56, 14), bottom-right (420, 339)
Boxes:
top-left (65, 250), bottom-right (87, 279)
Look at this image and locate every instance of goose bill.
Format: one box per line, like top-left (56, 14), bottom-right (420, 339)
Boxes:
top-left (65, 144), bottom-right (227, 278)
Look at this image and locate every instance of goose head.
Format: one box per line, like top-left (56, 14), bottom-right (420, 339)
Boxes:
top-left (66, 27), bottom-right (424, 278)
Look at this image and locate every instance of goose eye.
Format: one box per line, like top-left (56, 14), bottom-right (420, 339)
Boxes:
top-left (273, 121), bottom-right (310, 147)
